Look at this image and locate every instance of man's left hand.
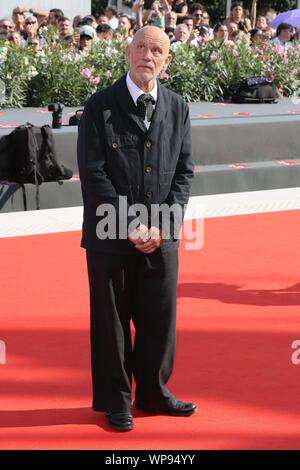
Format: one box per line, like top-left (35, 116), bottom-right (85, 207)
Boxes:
top-left (134, 226), bottom-right (164, 253)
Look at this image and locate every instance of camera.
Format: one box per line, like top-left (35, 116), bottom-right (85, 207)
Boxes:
top-left (48, 103), bottom-right (64, 129)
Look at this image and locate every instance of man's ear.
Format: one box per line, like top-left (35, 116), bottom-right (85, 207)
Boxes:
top-left (125, 44), bottom-right (130, 65)
top-left (163, 54), bottom-right (172, 70)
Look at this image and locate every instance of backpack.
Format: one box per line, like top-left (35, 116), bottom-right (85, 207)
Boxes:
top-left (7, 123), bottom-right (73, 209)
top-left (232, 76), bottom-right (278, 103)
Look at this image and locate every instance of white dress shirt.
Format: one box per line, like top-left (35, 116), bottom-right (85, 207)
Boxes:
top-left (126, 72), bottom-right (157, 130)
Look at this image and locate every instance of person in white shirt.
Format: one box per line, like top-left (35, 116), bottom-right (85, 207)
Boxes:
top-left (270, 22), bottom-right (294, 52)
top-left (105, 6), bottom-right (119, 30)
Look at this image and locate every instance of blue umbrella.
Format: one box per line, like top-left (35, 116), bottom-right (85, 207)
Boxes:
top-left (270, 9), bottom-right (300, 29)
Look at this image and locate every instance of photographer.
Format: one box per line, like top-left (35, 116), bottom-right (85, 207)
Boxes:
top-left (58, 17), bottom-right (71, 41)
top-left (142, 1), bottom-right (165, 29)
top-left (23, 15), bottom-right (46, 48)
top-left (224, 1), bottom-right (251, 34)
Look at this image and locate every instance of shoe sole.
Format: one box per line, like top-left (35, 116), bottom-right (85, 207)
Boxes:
top-left (166, 407), bottom-right (197, 417)
top-left (108, 423), bottom-right (133, 432)
top-left (135, 403), bottom-right (197, 416)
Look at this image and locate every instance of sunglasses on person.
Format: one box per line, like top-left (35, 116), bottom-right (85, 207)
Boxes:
top-left (2, 25), bottom-right (14, 29)
top-left (26, 21), bottom-right (37, 25)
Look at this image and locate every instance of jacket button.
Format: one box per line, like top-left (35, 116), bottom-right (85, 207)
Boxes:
top-left (145, 140), bottom-right (151, 149)
top-left (112, 142), bottom-right (118, 149)
top-left (145, 191), bottom-right (152, 198)
top-left (145, 166), bottom-right (152, 173)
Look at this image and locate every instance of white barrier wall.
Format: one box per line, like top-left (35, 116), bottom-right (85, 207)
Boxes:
top-left (0, 0), bottom-right (91, 21)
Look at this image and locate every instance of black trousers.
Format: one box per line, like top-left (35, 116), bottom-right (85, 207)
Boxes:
top-left (86, 248), bottom-right (178, 413)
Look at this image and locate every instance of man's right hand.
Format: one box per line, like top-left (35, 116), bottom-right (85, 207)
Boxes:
top-left (128, 224), bottom-right (149, 245)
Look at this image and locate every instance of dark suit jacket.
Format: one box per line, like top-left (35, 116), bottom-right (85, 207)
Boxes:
top-left (77, 74), bottom-right (194, 254)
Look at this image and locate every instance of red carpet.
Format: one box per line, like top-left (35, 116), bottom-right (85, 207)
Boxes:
top-left (0, 210), bottom-right (300, 450)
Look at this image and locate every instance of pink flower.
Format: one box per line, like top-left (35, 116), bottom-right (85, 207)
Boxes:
top-left (273, 46), bottom-right (282, 55)
top-left (89, 76), bottom-right (100, 86)
top-left (210, 52), bottom-right (220, 62)
top-left (232, 48), bottom-right (239, 57)
top-left (283, 56), bottom-right (289, 65)
top-left (160, 70), bottom-right (169, 80)
top-left (104, 70), bottom-right (112, 78)
top-left (80, 68), bottom-right (92, 79)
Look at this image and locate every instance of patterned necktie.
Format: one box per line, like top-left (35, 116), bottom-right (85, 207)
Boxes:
top-left (136, 93), bottom-right (155, 122)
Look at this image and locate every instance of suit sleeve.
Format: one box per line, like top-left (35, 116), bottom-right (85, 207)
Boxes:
top-left (161, 102), bottom-right (194, 239)
top-left (77, 98), bottom-right (139, 231)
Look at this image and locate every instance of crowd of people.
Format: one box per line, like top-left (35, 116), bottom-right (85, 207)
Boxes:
top-left (0, 1), bottom-right (298, 57)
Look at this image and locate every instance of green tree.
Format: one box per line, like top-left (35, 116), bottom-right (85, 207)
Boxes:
top-left (92, 0), bottom-right (108, 17)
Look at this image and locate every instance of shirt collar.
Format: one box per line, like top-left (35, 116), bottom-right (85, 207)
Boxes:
top-left (126, 72), bottom-right (157, 106)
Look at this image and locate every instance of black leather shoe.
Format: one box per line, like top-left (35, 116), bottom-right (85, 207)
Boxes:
top-left (106, 412), bottom-right (133, 431)
top-left (135, 399), bottom-right (197, 417)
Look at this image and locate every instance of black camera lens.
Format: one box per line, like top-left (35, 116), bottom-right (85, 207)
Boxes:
top-left (48, 103), bottom-right (64, 129)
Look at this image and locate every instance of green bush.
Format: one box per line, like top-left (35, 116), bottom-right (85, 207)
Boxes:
top-left (1, 39), bottom-right (300, 108)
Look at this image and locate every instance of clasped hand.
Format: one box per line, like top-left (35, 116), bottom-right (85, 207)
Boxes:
top-left (128, 224), bottom-right (163, 253)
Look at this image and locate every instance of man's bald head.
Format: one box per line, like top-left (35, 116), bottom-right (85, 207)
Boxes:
top-left (131, 26), bottom-right (170, 53)
top-left (125, 26), bottom-right (172, 92)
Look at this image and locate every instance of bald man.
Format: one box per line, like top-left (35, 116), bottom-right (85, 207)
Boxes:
top-left (77, 26), bottom-right (195, 432)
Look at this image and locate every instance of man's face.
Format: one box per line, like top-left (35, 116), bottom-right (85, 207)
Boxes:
top-left (165, 12), bottom-right (177, 28)
top-left (98, 15), bottom-right (108, 25)
top-left (183, 18), bottom-right (193, 33)
top-left (59, 20), bottom-right (70, 36)
top-left (25, 16), bottom-right (38, 34)
top-left (125, 27), bottom-right (171, 92)
top-left (12, 12), bottom-right (24, 25)
top-left (192, 9), bottom-right (203, 27)
top-left (0, 20), bottom-right (14, 35)
top-left (174, 25), bottom-right (189, 42)
top-left (48, 12), bottom-right (57, 25)
top-left (105, 8), bottom-right (113, 20)
top-left (118, 16), bottom-right (130, 32)
top-left (201, 13), bottom-right (209, 25)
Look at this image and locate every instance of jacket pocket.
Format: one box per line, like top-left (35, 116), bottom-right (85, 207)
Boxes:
top-left (106, 135), bottom-right (140, 185)
top-left (107, 134), bottom-right (138, 150)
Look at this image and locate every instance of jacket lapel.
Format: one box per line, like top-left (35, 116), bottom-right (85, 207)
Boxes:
top-left (113, 75), bottom-right (146, 133)
top-left (148, 81), bottom-right (169, 135)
